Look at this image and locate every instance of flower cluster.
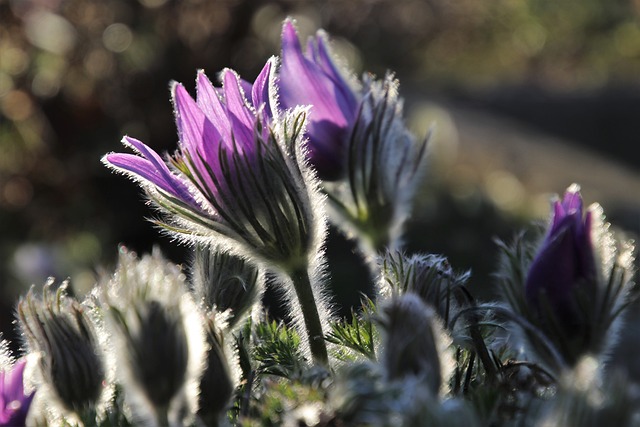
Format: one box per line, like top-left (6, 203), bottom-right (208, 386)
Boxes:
top-left (1, 17), bottom-right (638, 427)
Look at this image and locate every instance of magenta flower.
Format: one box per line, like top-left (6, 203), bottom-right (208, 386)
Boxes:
top-left (104, 58), bottom-right (322, 272)
top-left (1, 359), bottom-right (35, 427)
top-left (525, 185), bottom-right (596, 317)
top-left (279, 19), bottom-right (359, 180)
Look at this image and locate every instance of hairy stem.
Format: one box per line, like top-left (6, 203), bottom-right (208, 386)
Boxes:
top-left (290, 266), bottom-right (329, 365)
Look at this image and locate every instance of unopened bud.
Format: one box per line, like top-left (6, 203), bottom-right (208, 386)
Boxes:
top-left (377, 293), bottom-right (452, 396)
top-left (17, 279), bottom-right (104, 415)
top-left (196, 315), bottom-right (234, 426)
top-left (191, 245), bottom-right (262, 329)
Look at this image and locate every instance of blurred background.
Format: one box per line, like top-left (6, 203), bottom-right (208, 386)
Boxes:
top-left (1, 0), bottom-right (639, 351)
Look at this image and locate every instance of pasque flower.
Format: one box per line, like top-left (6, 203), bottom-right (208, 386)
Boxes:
top-left (525, 184), bottom-right (596, 315)
top-left (279, 20), bottom-right (428, 254)
top-left (499, 184), bottom-right (635, 370)
top-left (279, 19), bottom-right (359, 180)
top-left (104, 58), bottom-right (321, 271)
top-left (104, 60), bottom-right (331, 364)
top-left (1, 359), bottom-right (35, 426)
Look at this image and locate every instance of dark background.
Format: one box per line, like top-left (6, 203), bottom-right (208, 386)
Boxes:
top-left (1, 0), bottom-right (639, 349)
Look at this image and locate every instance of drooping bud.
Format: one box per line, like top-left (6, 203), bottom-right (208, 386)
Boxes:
top-left (101, 248), bottom-right (204, 426)
top-left (190, 245), bottom-right (263, 329)
top-left (17, 280), bottom-right (104, 416)
top-left (376, 293), bottom-right (453, 396)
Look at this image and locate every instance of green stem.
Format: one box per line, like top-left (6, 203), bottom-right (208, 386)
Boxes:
top-left (290, 266), bottom-right (329, 365)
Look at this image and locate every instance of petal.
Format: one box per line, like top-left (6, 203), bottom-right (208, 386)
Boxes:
top-left (251, 59), bottom-right (273, 118)
top-left (314, 32), bottom-right (358, 119)
top-left (174, 83), bottom-right (224, 190)
top-left (173, 83), bottom-right (208, 155)
top-left (196, 71), bottom-right (232, 144)
top-left (279, 20), bottom-right (351, 127)
top-left (3, 360), bottom-right (26, 402)
top-left (561, 185), bottom-right (583, 215)
top-left (221, 69), bottom-right (256, 150)
top-left (526, 221), bottom-right (580, 307)
top-left (106, 137), bottom-right (199, 208)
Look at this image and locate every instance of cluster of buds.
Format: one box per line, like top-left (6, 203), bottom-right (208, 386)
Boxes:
top-left (2, 15), bottom-right (639, 427)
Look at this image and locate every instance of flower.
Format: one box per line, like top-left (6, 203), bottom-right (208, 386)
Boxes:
top-left (104, 59), bottom-right (323, 273)
top-left (525, 184), bottom-right (596, 317)
top-left (279, 19), bottom-right (359, 180)
top-left (0, 359), bottom-right (35, 427)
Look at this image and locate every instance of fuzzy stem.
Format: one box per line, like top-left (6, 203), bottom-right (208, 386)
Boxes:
top-left (289, 266), bottom-right (329, 365)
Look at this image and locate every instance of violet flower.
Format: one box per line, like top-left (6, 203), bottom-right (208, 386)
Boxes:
top-left (279, 19), bottom-right (359, 180)
top-left (525, 185), bottom-right (596, 316)
top-left (1, 359), bottom-right (35, 427)
top-left (103, 58), bottom-right (321, 273)
top-left (104, 60), bottom-right (331, 365)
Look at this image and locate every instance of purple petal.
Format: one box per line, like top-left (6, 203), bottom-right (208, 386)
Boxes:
top-left (174, 83), bottom-right (223, 191)
top-left (174, 83), bottom-right (208, 155)
top-left (561, 187), bottom-right (583, 215)
top-left (221, 69), bottom-right (256, 150)
top-left (525, 220), bottom-right (580, 308)
top-left (1, 359), bottom-right (34, 426)
top-left (314, 32), bottom-right (358, 119)
top-left (279, 20), bottom-right (351, 127)
top-left (196, 71), bottom-right (232, 145)
top-left (105, 137), bottom-right (199, 208)
top-left (3, 361), bottom-right (26, 402)
top-left (251, 59), bottom-right (274, 119)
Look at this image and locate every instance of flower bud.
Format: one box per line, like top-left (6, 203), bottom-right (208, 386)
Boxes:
top-left (499, 184), bottom-right (636, 370)
top-left (102, 248), bottom-right (204, 426)
top-left (377, 294), bottom-right (453, 396)
top-left (17, 280), bottom-right (104, 416)
top-left (279, 19), bottom-right (359, 181)
top-left (196, 315), bottom-right (234, 426)
top-left (525, 184), bottom-right (596, 330)
top-left (190, 245), bottom-right (262, 329)
top-left (379, 250), bottom-right (467, 326)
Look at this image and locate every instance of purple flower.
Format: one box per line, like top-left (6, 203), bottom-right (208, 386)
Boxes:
top-left (525, 185), bottom-right (596, 315)
top-left (279, 19), bottom-right (359, 180)
top-left (1, 359), bottom-right (35, 427)
top-left (104, 59), bottom-right (320, 270)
